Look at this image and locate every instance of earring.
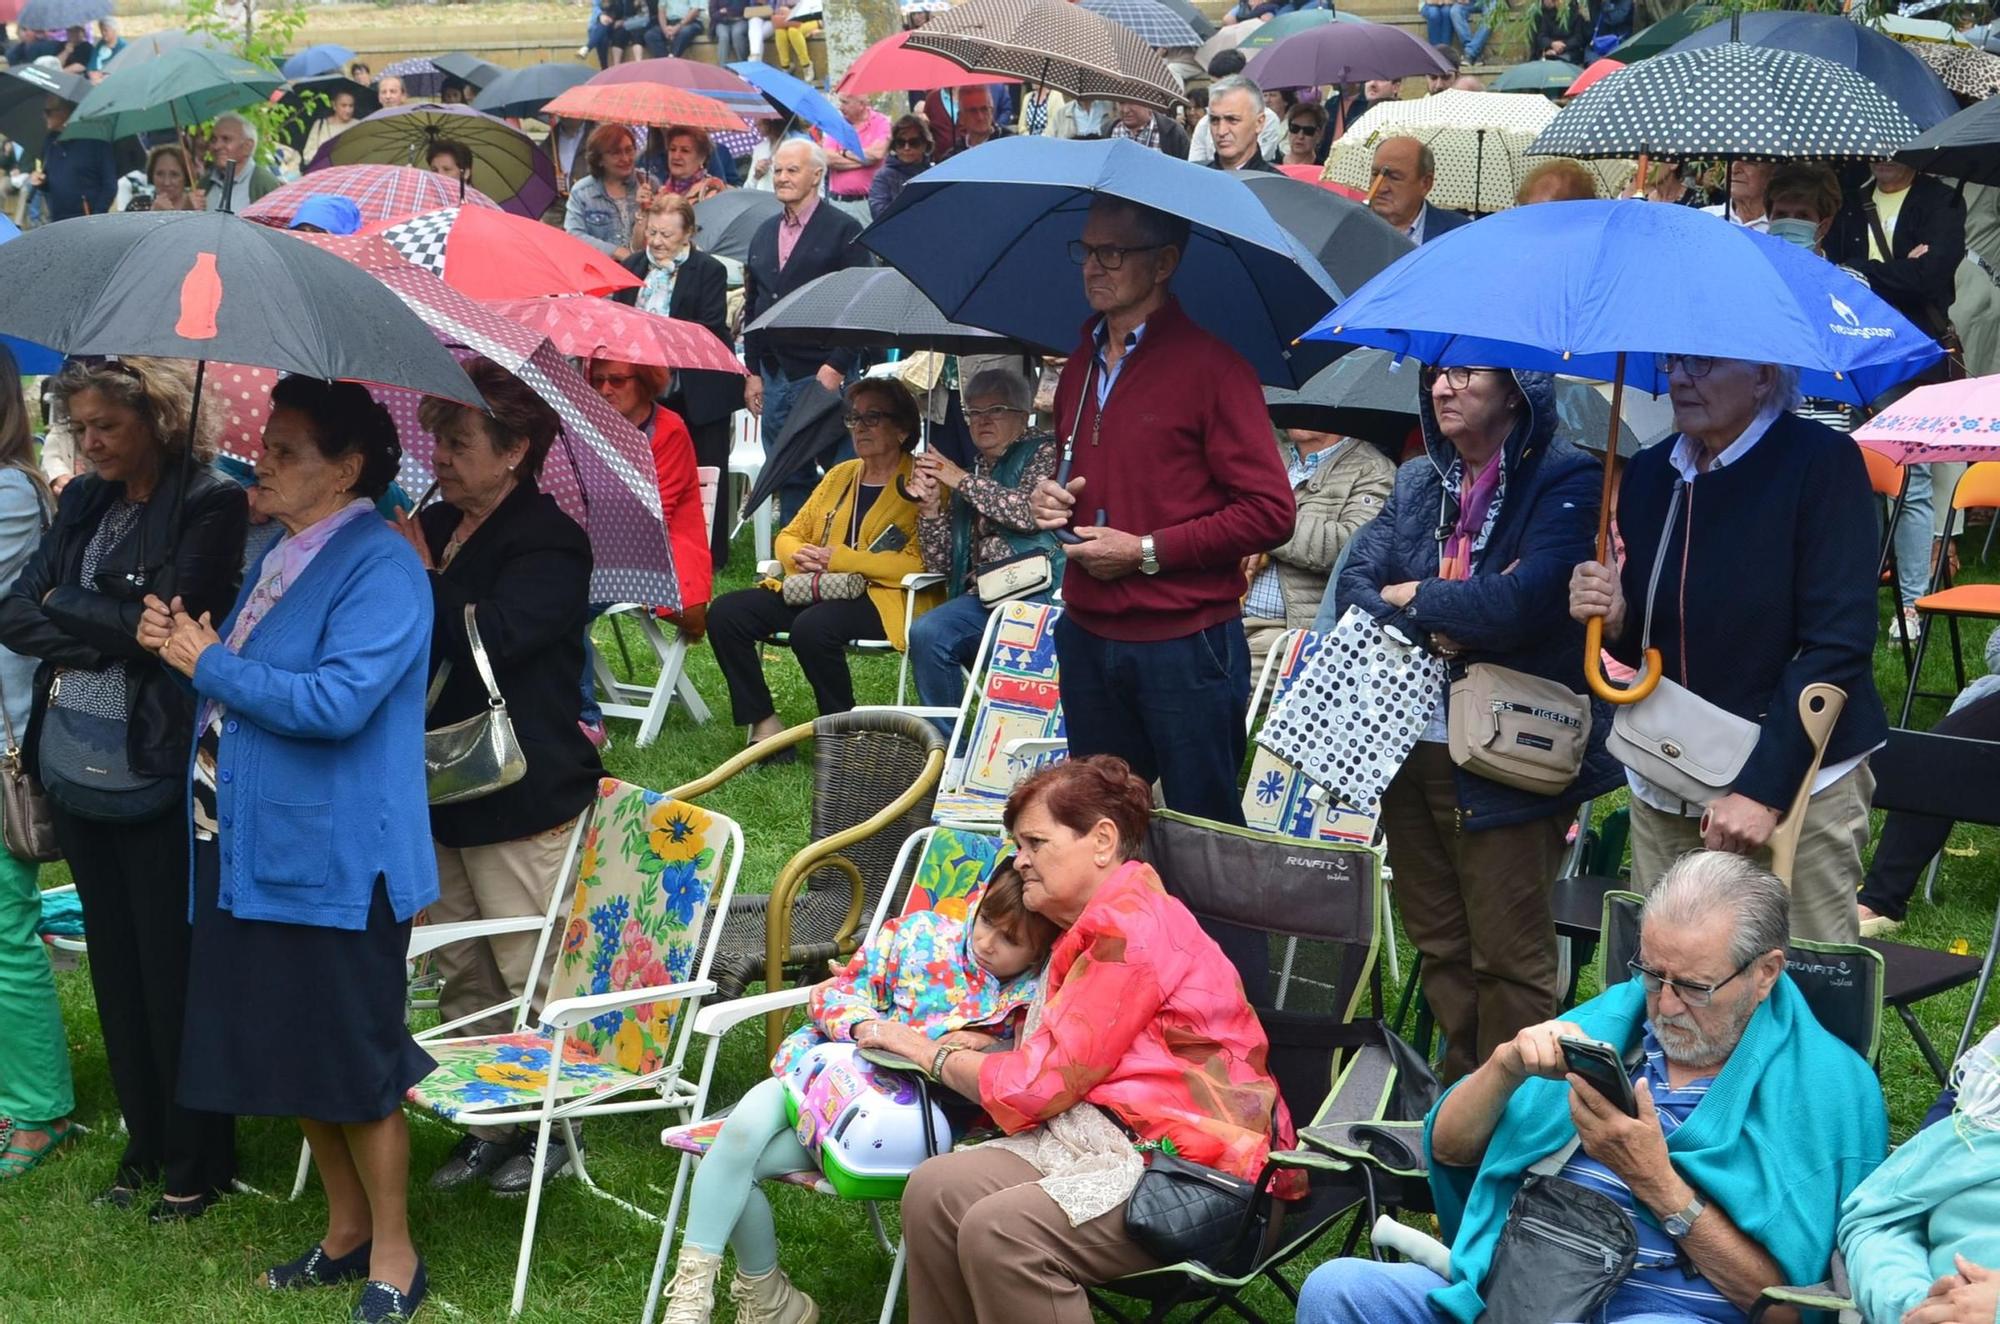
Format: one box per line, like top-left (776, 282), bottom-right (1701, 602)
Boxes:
top-left (1094, 855), bottom-right (1109, 866)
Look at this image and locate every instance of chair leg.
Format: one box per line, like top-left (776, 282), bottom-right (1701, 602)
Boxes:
top-left (1922, 852), bottom-right (1943, 906)
top-left (1380, 872), bottom-right (1400, 987)
top-left (877, 1239), bottom-right (907, 1324)
top-left (674, 669), bottom-right (712, 725)
top-left (640, 1153), bottom-right (696, 1324)
top-left (1900, 614), bottom-right (1938, 726)
top-left (611, 613), bottom-right (638, 677)
top-left (290, 1137), bottom-right (312, 1200)
top-left (1955, 900), bottom-right (2000, 1064)
top-left (1949, 613), bottom-right (1968, 696)
top-left (510, 1110), bottom-right (562, 1317)
top-left (1896, 1002), bottom-right (1954, 1086)
top-left (1984, 513), bottom-right (1998, 564)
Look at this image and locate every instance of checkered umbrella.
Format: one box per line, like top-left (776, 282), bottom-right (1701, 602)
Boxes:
top-left (541, 80), bottom-right (751, 132)
top-left (1910, 40), bottom-right (2000, 102)
top-left (1077, 0), bottom-right (1203, 52)
top-left (308, 102), bottom-right (559, 218)
top-left (241, 165), bottom-right (501, 228)
top-left (906, 0), bottom-right (1186, 112)
top-left (370, 206), bottom-right (640, 300)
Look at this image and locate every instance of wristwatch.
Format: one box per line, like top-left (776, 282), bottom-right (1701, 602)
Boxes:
top-left (1662, 1191), bottom-right (1707, 1240)
top-left (1139, 534), bottom-right (1160, 576)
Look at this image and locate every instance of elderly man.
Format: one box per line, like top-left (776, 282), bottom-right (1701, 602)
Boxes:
top-left (1570, 353), bottom-right (1885, 943)
top-left (375, 73), bottom-right (406, 109)
top-left (936, 85), bottom-right (1011, 161)
top-left (742, 140), bottom-right (869, 522)
top-left (1205, 75), bottom-right (1278, 173)
top-left (203, 113), bottom-right (283, 212)
top-left (906, 368), bottom-right (1065, 718)
top-left (1702, 160), bottom-right (1774, 231)
top-left (1241, 427), bottom-right (1396, 663)
top-left (1110, 98), bottom-right (1190, 159)
top-left (820, 93), bottom-right (890, 222)
top-left (1300, 852), bottom-right (1886, 1323)
top-left (1370, 137), bottom-right (1469, 243)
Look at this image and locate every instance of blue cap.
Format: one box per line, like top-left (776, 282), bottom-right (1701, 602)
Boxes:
top-left (287, 195), bottom-right (363, 236)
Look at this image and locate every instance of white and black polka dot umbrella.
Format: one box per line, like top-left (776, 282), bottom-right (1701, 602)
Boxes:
top-left (1528, 43), bottom-right (1920, 161)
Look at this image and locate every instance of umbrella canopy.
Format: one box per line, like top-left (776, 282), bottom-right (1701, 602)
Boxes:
top-left (1078, 0), bottom-right (1203, 51)
top-left (282, 43), bottom-right (355, 80)
top-left (746, 266), bottom-right (1028, 355)
top-left (865, 136), bottom-right (1341, 386)
top-left (0, 216), bottom-right (60, 375)
top-left (585, 56), bottom-right (777, 122)
top-left (738, 379), bottom-right (846, 526)
top-left (1237, 9), bottom-right (1339, 53)
top-left (834, 30), bottom-right (1020, 96)
top-left (541, 80), bottom-right (751, 133)
top-left (242, 164), bottom-right (501, 228)
top-left (1196, 17), bottom-right (1263, 67)
top-left (1605, 7), bottom-right (1718, 63)
top-left (1853, 376), bottom-right (2000, 464)
top-left (692, 188), bottom-right (782, 261)
top-left (433, 52), bottom-right (503, 91)
top-left (1909, 40), bottom-right (2000, 102)
top-left (379, 56), bottom-right (443, 99)
top-left (1527, 44), bottom-right (1920, 162)
top-left (1566, 57), bottom-right (1624, 97)
top-left (309, 103), bottom-right (559, 219)
top-left (1329, 90), bottom-right (1631, 214)
top-left (0, 211), bottom-right (480, 403)
top-left (472, 61), bottom-right (596, 119)
top-left (906, 0), bottom-right (1186, 113)
top-left (1897, 95), bottom-right (2000, 184)
top-left (1492, 58), bottom-right (1589, 95)
top-left (103, 28), bottom-right (229, 74)
top-left (1236, 171), bottom-right (1413, 300)
top-left (1155, 0), bottom-right (1215, 41)
top-left (1245, 20), bottom-right (1453, 89)
top-left (368, 206), bottom-right (640, 300)
top-left (18, 0), bottom-right (109, 29)
top-left (0, 64), bottom-right (89, 156)
top-left (1666, 12), bottom-right (1957, 130)
top-left (486, 296), bottom-right (744, 374)
top-left (1301, 199), bottom-right (1940, 403)
top-left (725, 61), bottom-right (863, 155)
top-left (64, 44), bottom-right (284, 141)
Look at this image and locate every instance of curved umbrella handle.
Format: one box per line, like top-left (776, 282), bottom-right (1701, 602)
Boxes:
top-left (1584, 617), bottom-right (1662, 704)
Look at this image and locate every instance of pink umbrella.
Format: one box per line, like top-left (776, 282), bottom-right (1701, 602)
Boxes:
top-left (485, 296), bottom-right (745, 376)
top-left (1853, 376), bottom-right (2000, 465)
top-left (835, 30), bottom-right (1021, 96)
top-left (241, 164), bottom-right (501, 228)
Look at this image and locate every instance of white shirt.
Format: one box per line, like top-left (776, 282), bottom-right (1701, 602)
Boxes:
top-left (206, 169), bottom-right (252, 214)
top-left (1699, 202), bottom-right (1770, 234)
top-left (1188, 106), bottom-right (1284, 165)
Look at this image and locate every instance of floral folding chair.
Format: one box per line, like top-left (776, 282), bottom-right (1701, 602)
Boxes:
top-left (404, 779), bottom-right (745, 1317)
top-left (641, 824), bottom-right (1006, 1324)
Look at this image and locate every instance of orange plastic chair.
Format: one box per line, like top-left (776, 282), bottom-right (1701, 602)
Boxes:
top-left (1860, 445), bottom-right (1914, 674)
top-left (1900, 462), bottom-right (2000, 724)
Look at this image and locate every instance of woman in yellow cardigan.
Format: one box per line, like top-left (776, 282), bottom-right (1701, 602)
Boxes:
top-left (707, 378), bottom-right (936, 750)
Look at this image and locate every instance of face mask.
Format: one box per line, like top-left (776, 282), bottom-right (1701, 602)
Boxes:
top-left (1768, 218), bottom-right (1820, 251)
top-left (1953, 1023), bottom-right (2000, 1141)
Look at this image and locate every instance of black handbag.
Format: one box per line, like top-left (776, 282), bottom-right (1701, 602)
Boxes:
top-left (1479, 1143), bottom-right (1638, 1323)
top-left (1126, 1150), bottom-right (1270, 1276)
top-left (36, 682), bottom-right (179, 824)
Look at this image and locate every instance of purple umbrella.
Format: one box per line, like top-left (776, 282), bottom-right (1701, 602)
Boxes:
top-left (308, 102), bottom-right (559, 220)
top-left (1244, 20), bottom-right (1453, 90)
top-left (379, 56), bottom-right (444, 98)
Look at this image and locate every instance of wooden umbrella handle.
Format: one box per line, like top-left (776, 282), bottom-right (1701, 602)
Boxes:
top-left (1584, 617), bottom-right (1662, 703)
top-left (1766, 683), bottom-right (1847, 886)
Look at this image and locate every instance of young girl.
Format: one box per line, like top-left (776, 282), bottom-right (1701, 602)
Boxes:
top-left (658, 862), bottom-right (1059, 1324)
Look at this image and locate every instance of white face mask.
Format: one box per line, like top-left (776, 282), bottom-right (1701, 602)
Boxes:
top-left (1953, 1023), bottom-right (2000, 1141)
top-left (1768, 218), bottom-right (1820, 251)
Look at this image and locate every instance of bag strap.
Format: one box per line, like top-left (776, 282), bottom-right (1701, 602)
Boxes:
top-left (1861, 194), bottom-right (1893, 264)
top-left (1527, 1134), bottom-right (1583, 1177)
top-left (0, 479), bottom-right (55, 757)
top-left (461, 602), bottom-right (506, 710)
top-left (1635, 480), bottom-right (1683, 657)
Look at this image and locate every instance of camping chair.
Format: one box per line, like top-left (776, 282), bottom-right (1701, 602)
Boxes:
top-left (1860, 444), bottom-right (1914, 676)
top-left (1088, 810), bottom-right (1387, 1324)
top-left (400, 780), bottom-right (745, 1317)
top-left (590, 467), bottom-right (721, 745)
top-left (669, 708), bottom-right (945, 1057)
top-left (752, 559), bottom-right (944, 705)
top-left (639, 823), bottom-right (1007, 1324)
top-left (1899, 461), bottom-right (2000, 725)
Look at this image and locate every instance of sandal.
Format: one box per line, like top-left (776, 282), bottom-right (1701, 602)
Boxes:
top-left (0, 1117), bottom-right (75, 1180)
top-left (266, 1240), bottom-right (374, 1290)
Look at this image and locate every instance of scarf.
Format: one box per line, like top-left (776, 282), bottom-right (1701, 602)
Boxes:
top-left (663, 169), bottom-right (712, 196)
top-left (1437, 450), bottom-right (1505, 581)
top-left (637, 245), bottom-right (688, 317)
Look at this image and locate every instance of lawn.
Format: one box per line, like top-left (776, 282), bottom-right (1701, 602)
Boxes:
top-left (2, 526), bottom-right (1996, 1323)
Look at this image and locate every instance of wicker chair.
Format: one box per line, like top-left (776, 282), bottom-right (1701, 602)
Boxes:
top-left (669, 708), bottom-right (945, 1055)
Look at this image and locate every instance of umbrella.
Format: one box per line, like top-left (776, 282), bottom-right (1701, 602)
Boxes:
top-left (1854, 376), bottom-right (2000, 464)
top-left (379, 56), bottom-right (443, 99)
top-left (1605, 6), bottom-right (1718, 63)
top-left (368, 206), bottom-right (640, 300)
top-left (433, 52), bottom-right (504, 91)
top-left (64, 44), bottom-right (284, 141)
top-left (737, 379), bottom-right (846, 525)
top-left (865, 136), bottom-right (1341, 386)
top-left (242, 164), bottom-right (502, 228)
top-left (585, 57), bottom-right (778, 123)
top-left (834, 30), bottom-right (1021, 97)
top-left (726, 61), bottom-right (863, 156)
top-left (309, 103), bottom-right (559, 220)
top-left (1328, 90), bottom-right (1631, 214)
top-left (103, 28), bottom-right (229, 74)
top-left (1195, 17), bottom-right (1263, 68)
top-left (17, 0), bottom-right (109, 29)
top-left (282, 43), bottom-right (355, 81)
top-left (1527, 44), bottom-right (1920, 162)
top-left (1236, 171), bottom-right (1413, 300)
top-left (745, 266), bottom-right (1028, 355)
top-left (1565, 58), bottom-right (1624, 97)
top-left (1666, 11), bottom-right (1958, 130)
top-left (1897, 96), bottom-right (2000, 183)
top-left (0, 64), bottom-right (89, 156)
top-left (541, 80), bottom-right (751, 134)
top-left (486, 296), bottom-right (745, 375)
top-left (0, 217), bottom-right (60, 375)
top-left (1909, 40), bottom-right (2000, 102)
top-left (692, 187), bottom-right (782, 261)
top-left (1078, 0), bottom-right (1203, 51)
top-left (906, 0), bottom-right (1187, 113)
top-left (1236, 8), bottom-right (1338, 53)
top-left (1155, 0), bottom-right (1215, 42)
top-left (1492, 58), bottom-right (1589, 96)
top-left (472, 61), bottom-right (596, 119)
top-left (1245, 21), bottom-right (1453, 90)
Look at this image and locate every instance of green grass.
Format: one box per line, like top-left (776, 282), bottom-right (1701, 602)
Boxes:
top-left (3, 529), bottom-right (1997, 1323)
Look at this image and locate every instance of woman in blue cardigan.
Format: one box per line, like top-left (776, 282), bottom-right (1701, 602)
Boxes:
top-left (141, 377), bottom-right (438, 1324)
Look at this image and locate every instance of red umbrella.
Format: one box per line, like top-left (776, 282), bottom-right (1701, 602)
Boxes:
top-left (835, 30), bottom-right (1022, 96)
top-left (1566, 57), bottom-right (1625, 98)
top-left (1279, 163), bottom-right (1366, 201)
top-left (542, 81), bottom-right (751, 132)
top-left (585, 55), bottom-right (779, 121)
top-left (362, 206), bottom-right (640, 300)
top-left (485, 296), bottom-right (746, 376)
top-left (241, 164), bottom-right (501, 228)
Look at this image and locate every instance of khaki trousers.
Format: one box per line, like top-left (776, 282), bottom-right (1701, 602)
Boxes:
top-left (1379, 743), bottom-right (1568, 1083)
top-left (903, 1147), bottom-right (1158, 1323)
top-left (1625, 763), bottom-right (1873, 946)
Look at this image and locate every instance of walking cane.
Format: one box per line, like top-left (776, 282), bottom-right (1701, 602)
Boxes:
top-left (1764, 682), bottom-right (1847, 886)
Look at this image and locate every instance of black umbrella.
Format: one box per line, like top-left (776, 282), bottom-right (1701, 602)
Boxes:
top-left (472, 62), bottom-right (595, 119)
top-left (746, 266), bottom-right (1033, 355)
top-left (737, 380), bottom-right (847, 522)
top-left (433, 52), bottom-right (505, 91)
top-left (1897, 95), bottom-right (2000, 185)
top-left (1235, 172), bottom-right (1413, 303)
top-left (0, 64), bottom-right (89, 158)
top-left (692, 188), bottom-right (783, 261)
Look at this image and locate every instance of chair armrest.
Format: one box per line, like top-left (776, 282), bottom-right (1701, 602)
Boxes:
top-left (691, 986), bottom-right (814, 1039)
top-left (1002, 737), bottom-right (1068, 764)
top-left (407, 916), bottom-right (550, 960)
top-left (758, 559), bottom-right (780, 577)
top-left (900, 573), bottom-right (945, 591)
top-left (851, 704), bottom-right (961, 720)
top-left (540, 980), bottom-right (718, 1030)
top-left (1749, 1283), bottom-right (1856, 1322)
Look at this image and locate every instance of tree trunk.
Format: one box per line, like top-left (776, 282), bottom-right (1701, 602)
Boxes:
top-left (823, 0), bottom-right (901, 92)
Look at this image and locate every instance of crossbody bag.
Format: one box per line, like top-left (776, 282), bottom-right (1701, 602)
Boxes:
top-left (425, 603), bottom-right (527, 805)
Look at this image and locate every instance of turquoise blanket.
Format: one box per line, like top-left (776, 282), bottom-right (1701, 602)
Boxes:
top-left (1421, 976), bottom-right (1887, 1324)
top-left (37, 888), bottom-right (82, 937)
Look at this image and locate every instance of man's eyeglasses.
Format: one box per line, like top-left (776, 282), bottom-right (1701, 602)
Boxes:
top-left (963, 405), bottom-right (1025, 422)
top-left (1067, 240), bottom-right (1164, 270)
top-left (1627, 956), bottom-right (1755, 1008)
top-left (1655, 353), bottom-right (1717, 379)
top-left (844, 409), bottom-right (893, 428)
top-left (1418, 365), bottom-right (1502, 391)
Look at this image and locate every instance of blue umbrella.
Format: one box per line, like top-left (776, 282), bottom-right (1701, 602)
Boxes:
top-left (0, 218), bottom-right (63, 376)
top-left (1667, 12), bottom-right (1958, 132)
top-left (863, 135), bottom-right (1343, 387)
top-left (725, 60), bottom-right (863, 157)
top-left (282, 43), bottom-right (356, 81)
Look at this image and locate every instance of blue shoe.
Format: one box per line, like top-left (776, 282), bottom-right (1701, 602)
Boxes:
top-left (352, 1260), bottom-right (427, 1322)
top-left (266, 1240), bottom-right (373, 1290)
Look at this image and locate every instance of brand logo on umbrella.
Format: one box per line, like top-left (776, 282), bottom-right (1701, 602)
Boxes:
top-left (176, 252), bottom-right (223, 342)
top-left (1827, 291), bottom-right (1891, 341)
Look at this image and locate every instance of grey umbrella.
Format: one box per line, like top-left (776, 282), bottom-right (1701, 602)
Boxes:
top-left (18, 0), bottom-right (112, 31)
top-left (746, 266), bottom-right (1033, 355)
top-left (103, 28), bottom-right (231, 73)
top-left (473, 62), bottom-right (595, 119)
top-left (692, 188), bottom-right (783, 262)
top-left (433, 51), bottom-right (504, 91)
top-left (0, 64), bottom-right (89, 156)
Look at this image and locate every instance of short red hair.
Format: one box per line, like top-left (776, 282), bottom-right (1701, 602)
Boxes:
top-left (1003, 756), bottom-right (1153, 861)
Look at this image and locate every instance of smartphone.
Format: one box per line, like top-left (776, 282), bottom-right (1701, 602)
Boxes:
top-left (1558, 1035), bottom-right (1638, 1118)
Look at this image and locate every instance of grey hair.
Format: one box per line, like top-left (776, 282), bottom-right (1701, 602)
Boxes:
top-left (214, 111), bottom-right (258, 149)
top-left (1642, 851), bottom-right (1790, 970)
top-left (1767, 363), bottom-right (1803, 412)
top-left (963, 368), bottom-right (1033, 412)
top-left (776, 137), bottom-right (828, 177)
top-left (1209, 74), bottom-right (1263, 108)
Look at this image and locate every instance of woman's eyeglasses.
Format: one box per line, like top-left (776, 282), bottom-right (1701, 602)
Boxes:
top-left (1655, 353), bottom-right (1717, 379)
top-left (1417, 365), bottom-right (1501, 391)
top-left (892, 136), bottom-right (925, 148)
top-left (844, 409), bottom-right (893, 428)
top-left (963, 405), bottom-right (1024, 422)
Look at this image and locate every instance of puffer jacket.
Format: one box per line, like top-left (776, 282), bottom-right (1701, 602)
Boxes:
top-left (1335, 369), bottom-right (1622, 830)
top-left (1268, 434), bottom-right (1396, 629)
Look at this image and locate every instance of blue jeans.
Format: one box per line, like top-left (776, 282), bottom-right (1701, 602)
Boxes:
top-left (1462, 0), bottom-right (1496, 59)
top-left (712, 16), bottom-right (749, 63)
top-left (908, 590), bottom-right (990, 728)
top-left (1891, 461), bottom-right (1935, 611)
top-left (1421, 4), bottom-right (1455, 45)
top-left (1297, 1259), bottom-right (1712, 1324)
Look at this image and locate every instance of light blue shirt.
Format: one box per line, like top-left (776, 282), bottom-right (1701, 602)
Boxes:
top-left (1091, 316), bottom-right (1148, 408)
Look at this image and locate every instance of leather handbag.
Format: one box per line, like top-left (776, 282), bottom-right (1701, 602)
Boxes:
top-left (1447, 662), bottom-right (1590, 795)
top-left (1606, 482), bottom-right (1761, 807)
top-left (1125, 1150), bottom-right (1269, 1277)
top-left (425, 604), bottom-right (527, 806)
top-left (36, 685), bottom-right (180, 824)
top-left (780, 570), bottom-right (868, 606)
top-left (0, 671), bottom-right (57, 862)
top-left (974, 549), bottom-right (1054, 606)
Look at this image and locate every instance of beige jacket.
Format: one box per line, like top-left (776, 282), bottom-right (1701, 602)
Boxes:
top-left (1266, 435), bottom-right (1396, 627)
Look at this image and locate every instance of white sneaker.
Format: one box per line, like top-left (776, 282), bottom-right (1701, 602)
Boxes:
top-left (659, 1246), bottom-right (724, 1324)
top-left (729, 1265), bottom-right (820, 1324)
top-left (1891, 607), bottom-right (1923, 642)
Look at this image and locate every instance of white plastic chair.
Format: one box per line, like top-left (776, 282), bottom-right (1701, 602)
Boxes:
top-left (728, 409), bottom-right (773, 565)
top-left (592, 468), bottom-right (720, 745)
top-left (753, 558), bottom-right (943, 706)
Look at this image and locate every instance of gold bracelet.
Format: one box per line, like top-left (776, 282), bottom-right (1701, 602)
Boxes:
top-left (930, 1043), bottom-right (962, 1079)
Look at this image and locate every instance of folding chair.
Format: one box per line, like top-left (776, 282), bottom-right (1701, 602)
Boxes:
top-left (640, 824), bottom-right (1008, 1324)
top-left (751, 558), bottom-right (944, 706)
top-left (1899, 461), bottom-right (2000, 724)
top-left (1860, 444), bottom-right (1914, 676)
top-left (591, 469), bottom-right (721, 745)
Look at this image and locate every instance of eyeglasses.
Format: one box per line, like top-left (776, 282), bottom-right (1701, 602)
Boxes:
top-left (1627, 956), bottom-right (1755, 1008)
top-left (1418, 365), bottom-right (1501, 391)
top-left (1656, 353), bottom-right (1717, 379)
top-left (892, 136), bottom-right (925, 148)
top-left (1067, 240), bottom-right (1164, 270)
top-left (963, 405), bottom-right (1025, 422)
top-left (591, 373), bottom-right (638, 389)
top-left (1288, 122), bottom-right (1318, 135)
top-left (844, 409), bottom-right (893, 428)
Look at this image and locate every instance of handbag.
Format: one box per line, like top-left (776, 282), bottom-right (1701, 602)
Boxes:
top-left (1606, 482), bottom-right (1761, 807)
top-left (36, 683), bottom-right (181, 824)
top-left (974, 549), bottom-right (1054, 606)
top-left (1126, 1151), bottom-right (1270, 1277)
top-left (1448, 662), bottom-right (1590, 795)
top-left (781, 474), bottom-right (874, 607)
top-left (0, 670), bottom-right (57, 862)
top-left (1479, 1137), bottom-right (1639, 1323)
top-left (425, 603), bottom-right (527, 806)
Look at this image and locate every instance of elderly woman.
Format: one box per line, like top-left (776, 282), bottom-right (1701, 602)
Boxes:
top-left (587, 358), bottom-right (713, 619)
top-left (868, 114), bottom-right (932, 220)
top-left (1242, 424), bottom-right (1396, 662)
top-left (393, 359), bottom-right (605, 1196)
top-left (869, 756), bottom-right (1298, 1320)
top-left (906, 367), bottom-right (1062, 714)
top-left (1339, 364), bottom-right (1618, 1083)
top-left (0, 356), bottom-right (246, 1214)
top-left (145, 378), bottom-right (434, 1320)
top-left (1279, 102), bottom-right (1327, 168)
top-left (660, 125), bottom-right (725, 201)
top-left (1569, 355), bottom-right (1884, 944)
top-left (705, 378), bottom-right (930, 748)
top-left (139, 144), bottom-right (204, 212)
top-left (563, 124), bottom-right (646, 262)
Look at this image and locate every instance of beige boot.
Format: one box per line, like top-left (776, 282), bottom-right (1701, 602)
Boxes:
top-left (659, 1246), bottom-right (724, 1324)
top-left (727, 1265), bottom-right (820, 1324)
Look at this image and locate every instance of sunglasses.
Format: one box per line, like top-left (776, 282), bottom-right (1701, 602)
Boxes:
top-left (1288, 122), bottom-right (1318, 134)
top-left (591, 372), bottom-right (638, 389)
top-left (892, 136), bottom-right (925, 147)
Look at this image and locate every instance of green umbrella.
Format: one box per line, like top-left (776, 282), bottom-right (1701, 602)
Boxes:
top-left (1605, 6), bottom-right (1719, 62)
top-left (1492, 58), bottom-right (1586, 96)
top-left (1237, 8), bottom-right (1338, 52)
top-left (64, 44), bottom-right (283, 141)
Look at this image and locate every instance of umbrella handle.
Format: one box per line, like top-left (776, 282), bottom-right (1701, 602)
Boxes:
top-left (1584, 617), bottom-right (1661, 704)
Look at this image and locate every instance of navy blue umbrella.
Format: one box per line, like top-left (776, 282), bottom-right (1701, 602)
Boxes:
top-left (282, 43), bottom-right (355, 81)
top-left (726, 60), bottom-right (863, 156)
top-left (1667, 11), bottom-right (1958, 131)
top-left (863, 135), bottom-right (1342, 387)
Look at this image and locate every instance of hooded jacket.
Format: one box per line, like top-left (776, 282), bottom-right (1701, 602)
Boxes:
top-left (1336, 368), bottom-right (1621, 829)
